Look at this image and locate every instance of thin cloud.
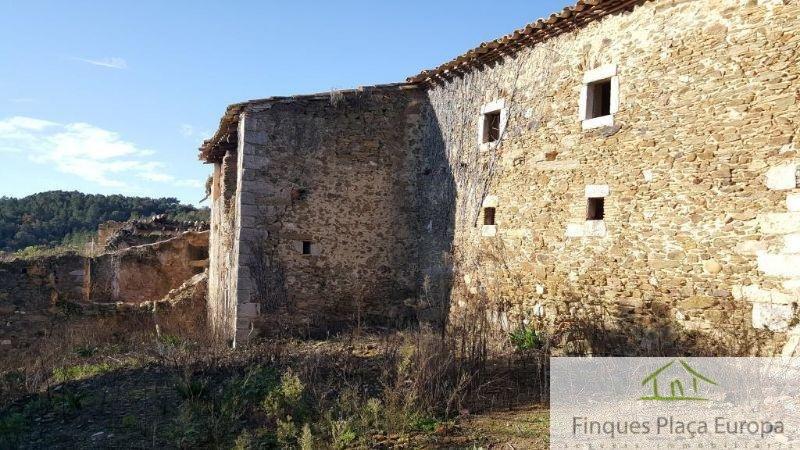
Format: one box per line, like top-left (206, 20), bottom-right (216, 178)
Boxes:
top-left (0, 116), bottom-right (197, 190)
top-left (174, 179), bottom-right (204, 188)
top-left (179, 124), bottom-right (195, 138)
top-left (179, 124), bottom-right (212, 142)
top-left (9, 98), bottom-right (36, 104)
top-left (72, 56), bottom-right (128, 69)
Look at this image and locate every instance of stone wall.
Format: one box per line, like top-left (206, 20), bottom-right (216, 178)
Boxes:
top-left (0, 231), bottom-right (209, 348)
top-left (207, 152), bottom-right (240, 344)
top-left (88, 231), bottom-right (209, 304)
top-left (215, 86), bottom-right (425, 343)
top-left (98, 216), bottom-right (208, 251)
top-left (417, 0), bottom-right (800, 355)
top-left (201, 0), bottom-right (800, 354)
top-left (0, 253), bottom-right (87, 333)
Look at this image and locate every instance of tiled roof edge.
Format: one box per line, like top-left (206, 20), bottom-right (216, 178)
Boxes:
top-left (407, 0), bottom-right (646, 85)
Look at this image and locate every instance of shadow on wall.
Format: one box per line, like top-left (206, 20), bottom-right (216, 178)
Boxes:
top-left (546, 291), bottom-right (778, 357)
top-left (415, 98), bottom-right (457, 332)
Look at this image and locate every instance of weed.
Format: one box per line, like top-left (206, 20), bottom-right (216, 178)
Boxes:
top-left (74, 345), bottom-right (98, 358)
top-left (409, 414), bottom-right (439, 432)
top-left (329, 419), bottom-right (357, 449)
top-left (261, 369), bottom-right (307, 423)
top-left (55, 389), bottom-right (88, 411)
top-left (174, 373), bottom-right (208, 402)
top-left (0, 413), bottom-right (26, 448)
top-left (158, 334), bottom-right (183, 348)
top-left (122, 414), bottom-right (138, 429)
top-left (170, 366), bottom-right (280, 448)
top-left (232, 427), bottom-right (277, 449)
top-left (232, 430), bottom-right (253, 450)
top-left (21, 395), bottom-right (52, 416)
top-left (227, 365), bottom-right (278, 405)
top-left (299, 423), bottom-right (314, 450)
top-left (509, 326), bottom-right (544, 351)
top-left (276, 416), bottom-right (299, 447)
top-left (52, 362), bottom-right (114, 382)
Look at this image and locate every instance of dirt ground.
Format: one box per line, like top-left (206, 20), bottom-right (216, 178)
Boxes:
top-left (462, 406), bottom-right (549, 449)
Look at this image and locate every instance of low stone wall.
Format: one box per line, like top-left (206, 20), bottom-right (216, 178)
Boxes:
top-left (0, 231), bottom-right (209, 349)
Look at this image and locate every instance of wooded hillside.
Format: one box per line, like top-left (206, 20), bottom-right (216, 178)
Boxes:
top-left (0, 191), bottom-right (209, 251)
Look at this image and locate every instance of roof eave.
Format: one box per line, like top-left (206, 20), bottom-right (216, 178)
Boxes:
top-left (406, 0), bottom-right (646, 86)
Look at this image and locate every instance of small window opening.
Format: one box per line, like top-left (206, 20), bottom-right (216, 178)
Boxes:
top-left (482, 111), bottom-right (501, 143)
top-left (586, 79), bottom-right (612, 119)
top-left (586, 198), bottom-right (605, 221)
top-left (302, 241), bottom-right (312, 255)
top-left (483, 207), bottom-right (496, 226)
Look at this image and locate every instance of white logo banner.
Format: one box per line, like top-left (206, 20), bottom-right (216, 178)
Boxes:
top-left (550, 357), bottom-right (800, 447)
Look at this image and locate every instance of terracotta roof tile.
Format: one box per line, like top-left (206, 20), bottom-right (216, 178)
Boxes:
top-left (407, 0), bottom-right (645, 85)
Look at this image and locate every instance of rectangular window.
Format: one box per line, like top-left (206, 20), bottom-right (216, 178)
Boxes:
top-left (484, 207), bottom-right (496, 226)
top-left (586, 198), bottom-right (605, 221)
top-left (302, 241), bottom-right (312, 255)
top-left (483, 111), bottom-right (501, 143)
top-left (586, 79), bottom-right (612, 119)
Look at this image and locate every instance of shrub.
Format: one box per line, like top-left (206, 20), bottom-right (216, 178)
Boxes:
top-left (261, 369), bottom-right (307, 423)
top-left (509, 326), bottom-right (543, 351)
top-left (174, 374), bottom-right (208, 402)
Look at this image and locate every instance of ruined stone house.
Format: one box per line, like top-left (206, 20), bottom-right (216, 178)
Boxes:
top-left (200, 0), bottom-right (800, 354)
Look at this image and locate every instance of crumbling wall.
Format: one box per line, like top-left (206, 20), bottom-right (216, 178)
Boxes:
top-left (228, 85), bottom-right (425, 342)
top-left (419, 0), bottom-right (800, 355)
top-left (99, 216), bottom-right (208, 251)
top-left (0, 231), bottom-right (209, 349)
top-left (207, 149), bottom-right (240, 344)
top-left (0, 253), bottom-right (86, 348)
top-left (88, 231), bottom-right (209, 304)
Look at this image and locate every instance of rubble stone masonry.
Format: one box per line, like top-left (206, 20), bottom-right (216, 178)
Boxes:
top-left (207, 86), bottom-right (425, 344)
top-left (0, 231), bottom-right (209, 349)
top-left (204, 0), bottom-right (800, 354)
top-left (419, 0), bottom-right (800, 355)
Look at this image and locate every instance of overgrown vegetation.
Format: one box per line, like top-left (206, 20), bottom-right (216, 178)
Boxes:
top-left (0, 190), bottom-right (209, 252)
top-left (0, 301), bottom-right (550, 448)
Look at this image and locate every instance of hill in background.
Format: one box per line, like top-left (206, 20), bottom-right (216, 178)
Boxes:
top-left (0, 191), bottom-right (209, 252)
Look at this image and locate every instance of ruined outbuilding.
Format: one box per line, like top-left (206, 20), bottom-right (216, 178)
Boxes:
top-left (200, 0), bottom-right (800, 354)
top-left (0, 220), bottom-right (209, 350)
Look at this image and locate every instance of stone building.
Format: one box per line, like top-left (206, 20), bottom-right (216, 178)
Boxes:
top-left (200, 0), bottom-right (800, 354)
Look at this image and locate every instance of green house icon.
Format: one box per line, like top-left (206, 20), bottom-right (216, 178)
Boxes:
top-left (640, 359), bottom-right (718, 401)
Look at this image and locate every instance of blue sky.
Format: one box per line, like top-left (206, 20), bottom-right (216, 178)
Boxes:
top-left (0, 0), bottom-right (572, 205)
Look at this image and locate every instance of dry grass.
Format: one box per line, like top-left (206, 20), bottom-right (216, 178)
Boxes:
top-left (0, 302), bottom-right (550, 448)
